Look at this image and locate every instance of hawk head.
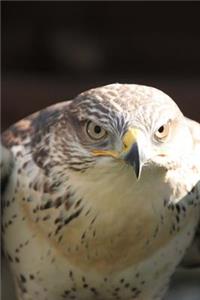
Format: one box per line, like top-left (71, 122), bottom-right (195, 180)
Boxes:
top-left (59, 83), bottom-right (193, 179)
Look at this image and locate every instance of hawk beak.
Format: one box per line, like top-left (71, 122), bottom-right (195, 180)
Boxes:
top-left (122, 128), bottom-right (141, 179)
top-left (91, 127), bottom-right (142, 179)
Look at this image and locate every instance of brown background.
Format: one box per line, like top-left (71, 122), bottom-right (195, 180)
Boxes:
top-left (2, 2), bottom-right (200, 131)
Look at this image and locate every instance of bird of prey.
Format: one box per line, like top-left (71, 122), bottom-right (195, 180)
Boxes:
top-left (1, 84), bottom-right (200, 300)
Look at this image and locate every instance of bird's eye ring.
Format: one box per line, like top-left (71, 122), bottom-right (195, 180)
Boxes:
top-left (85, 121), bottom-right (107, 140)
top-left (154, 121), bottom-right (171, 141)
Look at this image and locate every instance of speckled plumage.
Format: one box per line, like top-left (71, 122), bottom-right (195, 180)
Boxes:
top-left (1, 84), bottom-right (200, 300)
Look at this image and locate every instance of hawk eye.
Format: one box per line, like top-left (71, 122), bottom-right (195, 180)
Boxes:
top-left (86, 121), bottom-right (107, 140)
top-left (154, 121), bottom-right (171, 141)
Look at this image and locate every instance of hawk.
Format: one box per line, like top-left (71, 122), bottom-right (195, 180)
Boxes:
top-left (1, 84), bottom-right (200, 300)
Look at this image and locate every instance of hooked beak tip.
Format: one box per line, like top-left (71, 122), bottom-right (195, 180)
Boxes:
top-left (124, 142), bottom-right (141, 179)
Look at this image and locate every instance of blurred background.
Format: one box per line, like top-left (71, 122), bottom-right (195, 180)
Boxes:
top-left (1, 2), bottom-right (200, 300)
top-left (2, 2), bottom-right (200, 131)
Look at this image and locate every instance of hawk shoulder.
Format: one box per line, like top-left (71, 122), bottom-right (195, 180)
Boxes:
top-left (181, 117), bottom-right (200, 268)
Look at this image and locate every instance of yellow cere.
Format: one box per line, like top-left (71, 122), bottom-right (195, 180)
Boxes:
top-left (122, 128), bottom-right (139, 152)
